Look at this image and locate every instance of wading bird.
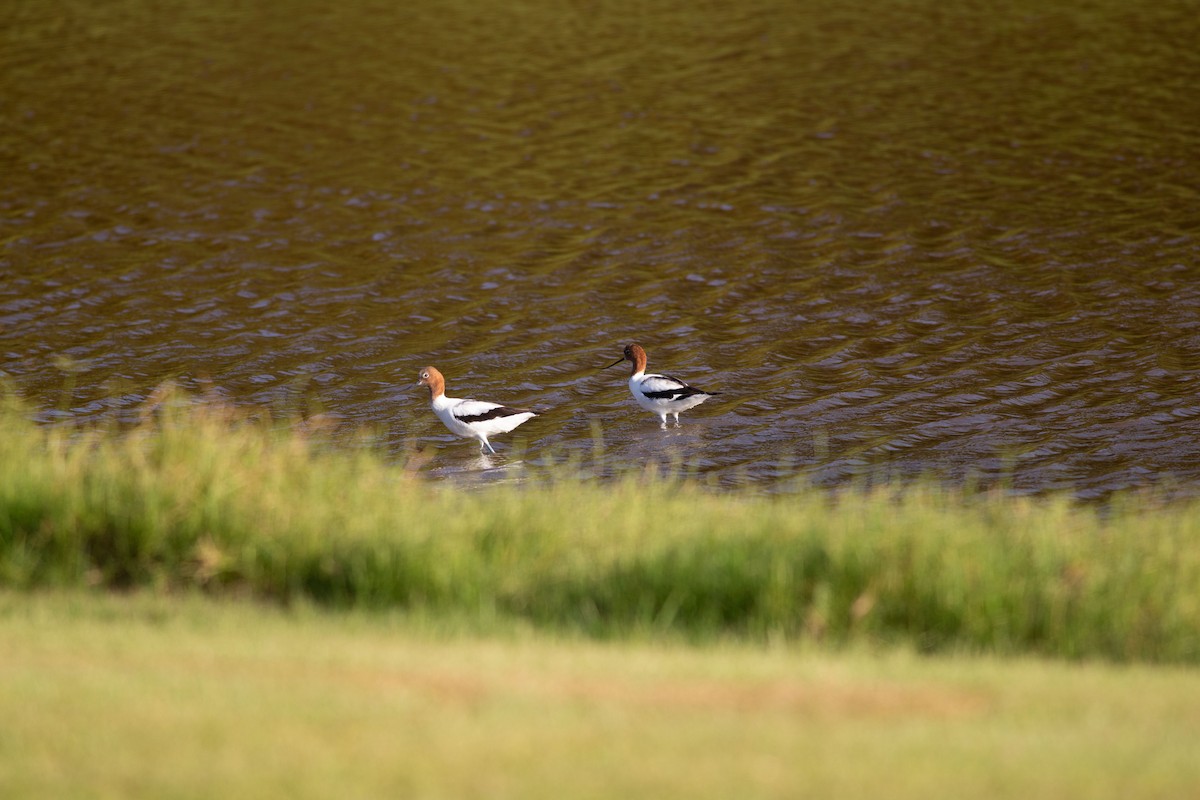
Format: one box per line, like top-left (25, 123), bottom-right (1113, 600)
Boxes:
top-left (417, 366), bottom-right (537, 454)
top-left (604, 343), bottom-right (716, 427)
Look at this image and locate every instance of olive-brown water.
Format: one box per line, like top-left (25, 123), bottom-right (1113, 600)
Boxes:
top-left (3, 0), bottom-right (1198, 496)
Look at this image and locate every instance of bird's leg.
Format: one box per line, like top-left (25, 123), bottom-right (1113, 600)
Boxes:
top-left (673, 413), bottom-right (681, 427)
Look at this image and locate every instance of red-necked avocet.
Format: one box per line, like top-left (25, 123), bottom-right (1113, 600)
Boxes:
top-left (604, 343), bottom-right (717, 427)
top-left (416, 366), bottom-right (538, 454)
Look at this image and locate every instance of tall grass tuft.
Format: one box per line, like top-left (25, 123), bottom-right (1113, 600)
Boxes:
top-left (1, 390), bottom-right (1198, 662)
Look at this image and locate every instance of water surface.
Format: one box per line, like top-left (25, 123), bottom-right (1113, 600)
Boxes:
top-left (3, 0), bottom-right (1198, 496)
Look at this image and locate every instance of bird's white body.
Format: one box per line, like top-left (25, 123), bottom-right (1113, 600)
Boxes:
top-left (431, 394), bottom-right (537, 453)
top-left (628, 370), bottom-right (712, 424)
top-left (417, 366), bottom-right (537, 454)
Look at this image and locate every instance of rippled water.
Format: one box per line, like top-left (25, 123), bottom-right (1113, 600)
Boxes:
top-left (2, 0), bottom-right (1198, 497)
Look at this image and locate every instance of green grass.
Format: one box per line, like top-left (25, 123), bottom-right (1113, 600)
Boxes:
top-left (3, 394), bottom-right (1199, 797)
top-left (1, 390), bottom-right (1199, 662)
top-left (3, 590), bottom-right (1200, 800)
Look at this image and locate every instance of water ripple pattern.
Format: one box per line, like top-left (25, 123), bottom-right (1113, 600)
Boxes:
top-left (2, 0), bottom-right (1198, 497)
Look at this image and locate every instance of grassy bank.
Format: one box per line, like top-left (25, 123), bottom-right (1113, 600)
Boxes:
top-left (1, 393), bottom-right (1198, 662)
top-left (4, 590), bottom-right (1200, 800)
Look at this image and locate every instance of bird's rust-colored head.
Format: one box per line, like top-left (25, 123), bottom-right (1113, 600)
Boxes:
top-left (416, 366), bottom-right (446, 399)
top-left (604, 343), bottom-right (648, 375)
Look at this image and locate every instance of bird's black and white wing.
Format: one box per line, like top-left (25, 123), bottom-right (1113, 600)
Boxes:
top-left (639, 373), bottom-right (712, 400)
top-left (449, 399), bottom-right (536, 424)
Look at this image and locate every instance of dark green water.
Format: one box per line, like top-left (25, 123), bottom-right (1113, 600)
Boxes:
top-left (3, 0), bottom-right (1198, 496)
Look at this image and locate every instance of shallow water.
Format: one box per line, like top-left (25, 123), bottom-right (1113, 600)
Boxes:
top-left (2, 0), bottom-right (1198, 497)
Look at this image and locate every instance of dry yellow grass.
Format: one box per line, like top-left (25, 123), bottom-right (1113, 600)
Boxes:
top-left (2, 590), bottom-right (1199, 800)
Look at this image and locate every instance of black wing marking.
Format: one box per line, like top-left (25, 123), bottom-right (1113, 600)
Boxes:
top-left (641, 374), bottom-right (716, 400)
top-left (455, 405), bottom-right (535, 424)
top-left (643, 386), bottom-right (710, 400)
